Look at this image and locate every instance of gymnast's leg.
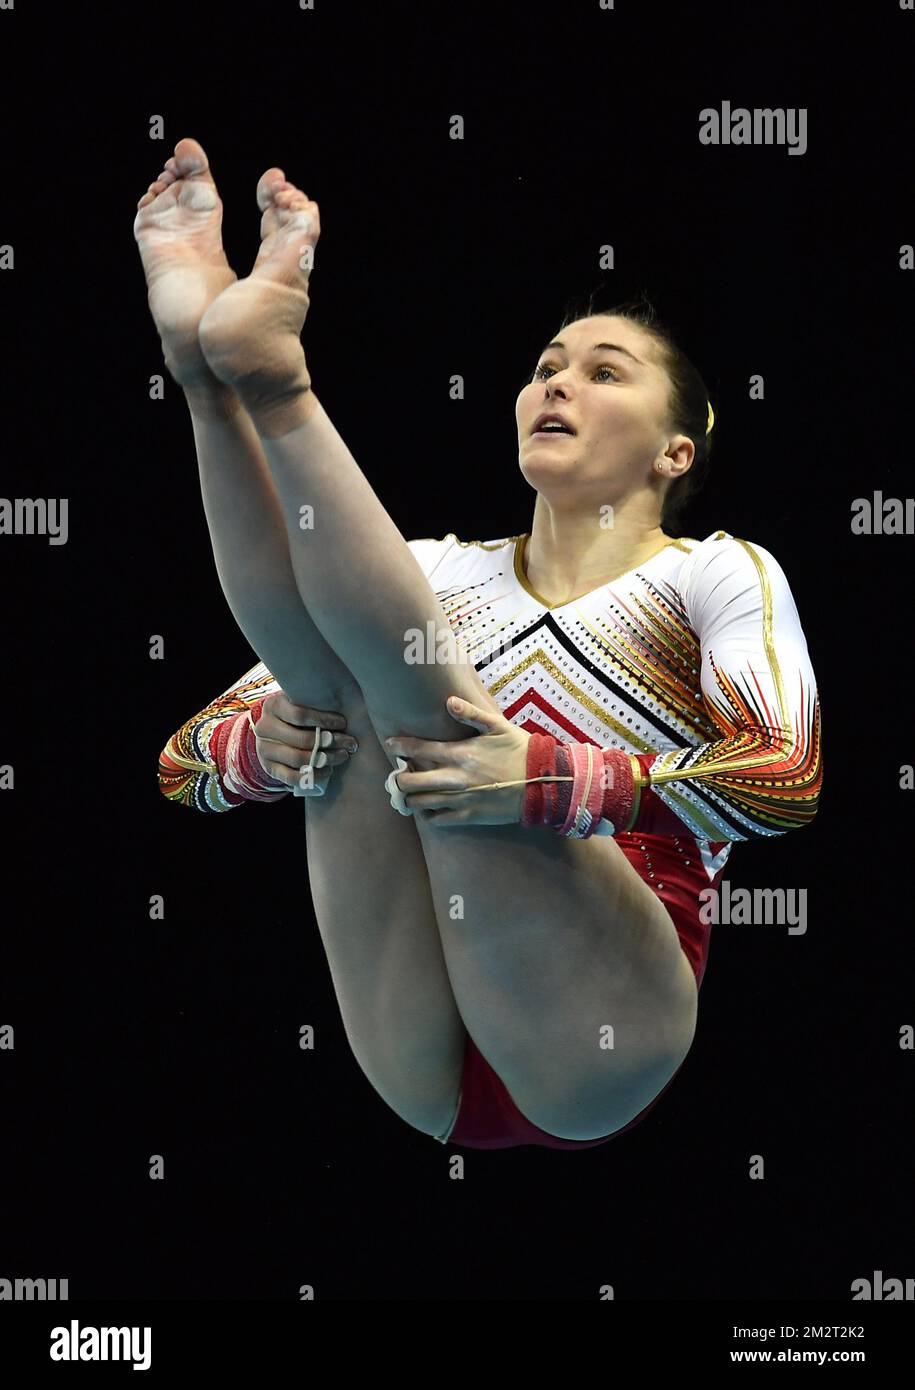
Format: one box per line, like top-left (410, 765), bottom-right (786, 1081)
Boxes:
top-left (197, 161), bottom-right (699, 1140)
top-left (134, 138), bottom-right (465, 1139)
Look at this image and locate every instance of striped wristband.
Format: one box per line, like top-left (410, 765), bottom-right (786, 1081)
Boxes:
top-left (212, 698), bottom-right (289, 803)
top-left (520, 732), bottom-right (639, 838)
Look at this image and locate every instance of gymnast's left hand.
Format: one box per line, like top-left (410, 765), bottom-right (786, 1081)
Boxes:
top-left (384, 697), bottom-right (531, 827)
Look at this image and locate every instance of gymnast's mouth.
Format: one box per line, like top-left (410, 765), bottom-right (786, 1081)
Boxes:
top-left (532, 412), bottom-right (576, 435)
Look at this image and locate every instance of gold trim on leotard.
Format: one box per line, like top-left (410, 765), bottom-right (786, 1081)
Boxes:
top-left (641, 535), bottom-right (796, 786)
top-left (413, 532), bottom-right (523, 552)
top-left (512, 533), bottom-right (695, 611)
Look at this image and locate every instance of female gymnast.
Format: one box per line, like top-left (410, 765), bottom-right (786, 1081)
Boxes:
top-left (137, 137), bottom-right (823, 1151)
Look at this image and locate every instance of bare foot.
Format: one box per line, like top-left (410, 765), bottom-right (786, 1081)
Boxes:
top-left (133, 137), bottom-right (238, 389)
top-left (197, 169), bottom-right (320, 436)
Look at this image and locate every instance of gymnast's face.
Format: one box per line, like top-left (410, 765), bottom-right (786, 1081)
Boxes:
top-left (516, 314), bottom-right (680, 498)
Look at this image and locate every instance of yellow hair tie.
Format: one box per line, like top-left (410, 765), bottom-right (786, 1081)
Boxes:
top-left (706, 400), bottom-right (715, 435)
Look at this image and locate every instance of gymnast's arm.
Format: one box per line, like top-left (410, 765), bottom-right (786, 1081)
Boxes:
top-left (157, 660), bottom-right (290, 812)
top-left (535, 535), bottom-right (823, 842)
top-left (157, 537), bottom-right (458, 813)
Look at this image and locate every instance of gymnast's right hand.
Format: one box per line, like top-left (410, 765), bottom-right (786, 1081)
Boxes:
top-left (253, 690), bottom-right (359, 797)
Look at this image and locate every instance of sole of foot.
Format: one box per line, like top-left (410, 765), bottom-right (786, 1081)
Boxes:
top-left (133, 136), bottom-right (238, 389)
top-left (196, 170), bottom-right (321, 435)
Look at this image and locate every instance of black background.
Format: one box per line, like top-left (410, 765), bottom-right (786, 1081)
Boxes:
top-left (0, 0), bottom-right (911, 1305)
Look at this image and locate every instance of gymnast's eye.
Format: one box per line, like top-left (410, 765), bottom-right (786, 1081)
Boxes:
top-left (532, 362), bottom-right (621, 382)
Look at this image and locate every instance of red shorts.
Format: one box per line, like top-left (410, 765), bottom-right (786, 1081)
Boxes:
top-left (442, 833), bottom-right (723, 1151)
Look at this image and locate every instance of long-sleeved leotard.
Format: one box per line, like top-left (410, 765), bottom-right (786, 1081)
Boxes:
top-left (159, 529), bottom-right (822, 866)
top-left (158, 663), bottom-right (290, 812)
top-left (157, 529), bottom-right (822, 1149)
top-left (511, 530), bottom-right (823, 848)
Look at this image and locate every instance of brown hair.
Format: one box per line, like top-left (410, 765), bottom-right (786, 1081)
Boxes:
top-left (554, 288), bottom-right (715, 535)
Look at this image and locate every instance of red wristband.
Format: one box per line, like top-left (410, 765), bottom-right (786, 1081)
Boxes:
top-left (239, 702), bottom-right (282, 790)
top-left (521, 732), bottom-right (574, 828)
top-left (521, 732), bottom-right (638, 838)
top-left (596, 747), bottom-right (638, 835)
top-left (210, 698), bottom-right (288, 802)
top-left (211, 714), bottom-right (247, 805)
top-left (558, 740), bottom-right (607, 836)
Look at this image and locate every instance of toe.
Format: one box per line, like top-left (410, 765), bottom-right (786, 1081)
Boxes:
top-left (256, 167), bottom-right (288, 211)
top-left (276, 185), bottom-right (311, 211)
top-left (136, 179), bottom-right (178, 211)
top-left (172, 136), bottom-right (215, 186)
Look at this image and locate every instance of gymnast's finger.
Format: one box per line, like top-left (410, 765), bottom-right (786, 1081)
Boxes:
top-left (256, 755), bottom-right (335, 793)
top-left (256, 739), bottom-right (353, 777)
top-left (258, 692), bottom-right (358, 755)
top-left (267, 689), bottom-right (347, 732)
